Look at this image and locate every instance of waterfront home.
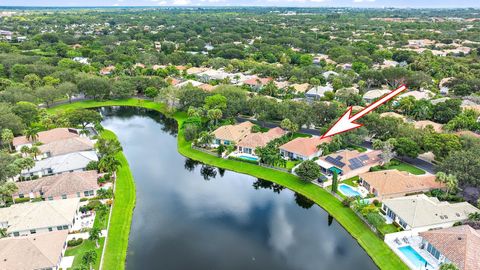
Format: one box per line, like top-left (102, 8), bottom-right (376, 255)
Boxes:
top-left (419, 225), bottom-right (480, 270)
top-left (0, 198), bottom-right (80, 237)
top-left (382, 194), bottom-right (479, 233)
top-left (13, 170), bottom-right (100, 201)
top-left (13, 128), bottom-right (80, 151)
top-left (212, 121), bottom-right (254, 146)
top-left (237, 127), bottom-right (286, 155)
top-left (359, 170), bottom-right (444, 201)
top-left (37, 137), bottom-right (94, 160)
top-left (0, 231), bottom-right (68, 270)
top-left (363, 89), bottom-right (391, 103)
top-left (21, 151), bottom-right (98, 178)
top-left (279, 136), bottom-right (332, 161)
top-left (316, 150), bottom-right (382, 180)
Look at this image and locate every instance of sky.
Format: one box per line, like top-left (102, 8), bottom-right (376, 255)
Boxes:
top-left (1, 0), bottom-right (480, 8)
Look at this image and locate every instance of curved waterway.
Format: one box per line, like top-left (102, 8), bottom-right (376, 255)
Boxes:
top-left (100, 106), bottom-right (378, 270)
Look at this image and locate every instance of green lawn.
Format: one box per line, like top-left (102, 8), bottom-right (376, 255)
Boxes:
top-left (93, 206), bottom-right (110, 230)
top-left (372, 159), bottom-right (426, 175)
top-left (49, 98), bottom-right (408, 270)
top-left (65, 238), bottom-right (105, 270)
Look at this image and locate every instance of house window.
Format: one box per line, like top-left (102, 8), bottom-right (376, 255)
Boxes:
top-left (398, 218), bottom-right (408, 229)
top-left (215, 139), bottom-right (220, 145)
top-left (88, 190), bottom-right (94, 196)
top-left (77, 192), bottom-right (81, 197)
top-left (224, 140), bottom-right (230, 145)
top-left (13, 232), bottom-right (19, 237)
top-left (84, 191), bottom-right (90, 196)
top-left (48, 196), bottom-right (53, 201)
top-left (30, 229), bottom-right (36, 234)
top-left (62, 225), bottom-right (68, 230)
top-left (62, 194), bottom-right (67, 199)
top-left (19, 193), bottom-right (24, 198)
top-left (47, 168), bottom-right (53, 174)
top-left (57, 226), bottom-right (63, 230)
top-left (48, 227), bottom-right (53, 232)
top-left (427, 243), bottom-right (441, 259)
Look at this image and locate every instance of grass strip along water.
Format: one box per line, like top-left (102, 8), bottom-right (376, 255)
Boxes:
top-left (49, 98), bottom-right (408, 270)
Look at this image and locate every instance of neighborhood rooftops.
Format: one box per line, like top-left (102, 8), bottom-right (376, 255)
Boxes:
top-left (38, 137), bottom-right (94, 157)
top-left (0, 231), bottom-right (68, 270)
top-left (359, 170), bottom-right (444, 199)
top-left (363, 89), bottom-right (391, 102)
top-left (279, 136), bottom-right (332, 158)
top-left (237, 127), bottom-right (286, 150)
top-left (14, 170), bottom-right (99, 199)
top-left (414, 120), bottom-right (444, 133)
top-left (419, 225), bottom-right (480, 270)
top-left (382, 194), bottom-right (479, 229)
top-left (0, 198), bottom-right (80, 235)
top-left (212, 121), bottom-right (254, 144)
top-left (13, 128), bottom-right (80, 147)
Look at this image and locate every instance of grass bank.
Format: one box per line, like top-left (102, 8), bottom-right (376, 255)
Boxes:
top-left (65, 238), bottom-right (106, 270)
top-left (49, 98), bottom-right (408, 270)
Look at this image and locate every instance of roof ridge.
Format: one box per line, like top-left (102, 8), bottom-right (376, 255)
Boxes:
top-left (27, 237), bottom-right (57, 266)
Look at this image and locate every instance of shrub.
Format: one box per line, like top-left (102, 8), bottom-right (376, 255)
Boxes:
top-left (183, 123), bottom-right (199, 141)
top-left (295, 160), bottom-right (322, 182)
top-left (366, 212), bottom-right (385, 228)
top-left (373, 199), bottom-right (380, 207)
top-left (80, 198), bottom-right (89, 202)
top-left (14, 197), bottom-right (30, 204)
top-left (86, 161), bottom-right (99, 171)
top-left (67, 238), bottom-right (83, 247)
top-left (342, 197), bottom-right (354, 207)
top-left (80, 200), bottom-right (102, 213)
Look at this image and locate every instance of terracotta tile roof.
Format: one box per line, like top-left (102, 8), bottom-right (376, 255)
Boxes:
top-left (243, 77), bottom-right (272, 86)
top-left (212, 121), bottom-right (254, 144)
top-left (238, 127), bottom-right (286, 149)
top-left (380, 112), bottom-right (407, 121)
top-left (279, 136), bottom-right (332, 157)
top-left (456, 130), bottom-right (480, 139)
top-left (38, 137), bottom-right (93, 157)
top-left (14, 170), bottom-right (99, 199)
top-left (198, 84), bottom-right (216, 92)
top-left (13, 128), bottom-right (79, 147)
top-left (420, 225), bottom-right (480, 270)
top-left (359, 170), bottom-right (444, 198)
top-left (290, 83), bottom-right (311, 93)
top-left (0, 231), bottom-right (68, 270)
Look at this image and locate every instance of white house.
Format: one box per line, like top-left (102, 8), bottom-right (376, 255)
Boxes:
top-left (382, 194), bottom-right (479, 233)
top-left (0, 198), bottom-right (80, 237)
top-left (21, 151), bottom-right (98, 178)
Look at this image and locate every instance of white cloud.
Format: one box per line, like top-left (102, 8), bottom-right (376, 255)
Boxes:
top-left (172, 0), bottom-right (191, 5)
top-left (353, 0), bottom-right (375, 2)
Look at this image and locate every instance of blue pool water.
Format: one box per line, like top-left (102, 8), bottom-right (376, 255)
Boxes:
top-left (338, 184), bottom-right (362, 197)
top-left (239, 155), bottom-right (259, 161)
top-left (398, 245), bottom-right (431, 269)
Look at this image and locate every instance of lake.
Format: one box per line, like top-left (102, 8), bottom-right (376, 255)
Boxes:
top-left (100, 106), bottom-right (378, 270)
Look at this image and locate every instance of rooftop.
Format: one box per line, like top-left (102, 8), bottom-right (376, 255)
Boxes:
top-left (13, 128), bottom-right (79, 147)
top-left (318, 149), bottom-right (382, 174)
top-left (420, 225), bottom-right (480, 270)
top-left (359, 170), bottom-right (443, 198)
top-left (212, 121), bottom-right (254, 143)
top-left (237, 127), bottom-right (286, 149)
top-left (38, 137), bottom-right (93, 157)
top-left (23, 151), bottom-right (98, 175)
top-left (14, 170), bottom-right (99, 199)
top-left (280, 136), bottom-right (332, 157)
top-left (383, 194), bottom-right (479, 229)
top-left (0, 198), bottom-right (80, 234)
top-left (0, 231), bottom-right (68, 270)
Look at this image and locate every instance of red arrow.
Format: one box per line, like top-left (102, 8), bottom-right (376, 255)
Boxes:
top-left (321, 85), bottom-right (408, 139)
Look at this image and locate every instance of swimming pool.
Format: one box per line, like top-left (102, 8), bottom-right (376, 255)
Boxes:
top-left (238, 155), bottom-right (259, 161)
top-left (398, 245), bottom-right (431, 270)
top-left (338, 184), bottom-right (362, 197)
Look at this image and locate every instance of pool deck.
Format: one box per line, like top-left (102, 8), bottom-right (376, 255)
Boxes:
top-left (384, 231), bottom-right (439, 270)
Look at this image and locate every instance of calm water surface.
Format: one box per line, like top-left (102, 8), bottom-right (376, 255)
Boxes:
top-left (100, 107), bottom-right (378, 270)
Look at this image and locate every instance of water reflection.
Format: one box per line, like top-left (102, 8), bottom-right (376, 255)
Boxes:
top-left (100, 107), bottom-right (378, 270)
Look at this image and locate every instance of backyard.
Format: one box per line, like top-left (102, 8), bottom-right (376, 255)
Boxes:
top-left (65, 238), bottom-right (106, 270)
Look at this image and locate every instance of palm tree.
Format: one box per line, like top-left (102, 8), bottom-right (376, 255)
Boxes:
top-left (468, 212), bottom-right (480, 221)
top-left (24, 127), bottom-right (39, 143)
top-left (1, 129), bottom-right (14, 152)
top-left (207, 109), bottom-right (222, 126)
top-left (82, 249), bottom-right (97, 270)
top-left (20, 146), bottom-right (30, 157)
top-left (29, 146), bottom-right (41, 159)
top-left (436, 172), bottom-right (458, 195)
top-left (198, 132), bottom-right (214, 148)
top-left (98, 155), bottom-right (122, 173)
top-left (0, 182), bottom-right (18, 205)
top-left (89, 226), bottom-right (102, 248)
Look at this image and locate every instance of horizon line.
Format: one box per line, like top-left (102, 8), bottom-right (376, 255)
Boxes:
top-left (1, 5), bottom-right (480, 9)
